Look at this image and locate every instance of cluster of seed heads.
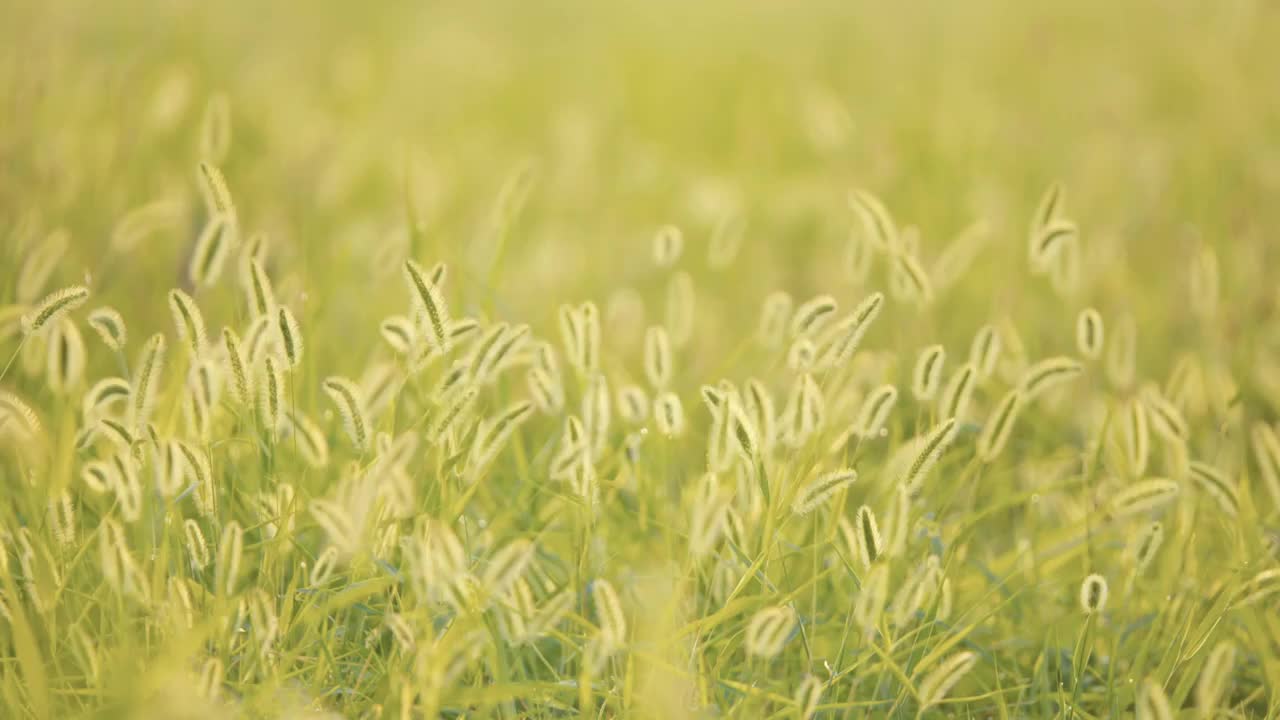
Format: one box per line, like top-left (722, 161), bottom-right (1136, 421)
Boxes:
top-left (1, 154), bottom-right (1275, 720)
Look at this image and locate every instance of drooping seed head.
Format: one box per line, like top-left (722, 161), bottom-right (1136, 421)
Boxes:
top-left (87, 307), bottom-right (127, 351)
top-left (790, 294), bottom-right (839, 338)
top-left (744, 379), bottom-right (777, 453)
top-left (242, 257), bottom-right (276, 318)
top-left (1029, 219), bottom-right (1077, 273)
top-left (46, 318), bottom-right (86, 394)
top-left (616, 385), bottom-right (649, 425)
top-left (977, 389), bottom-right (1023, 463)
top-left (846, 506), bottom-right (881, 568)
top-left (1018, 356), bottom-right (1084, 401)
top-left (322, 376), bottom-right (369, 451)
top-left (1080, 573), bottom-right (1109, 614)
top-left (184, 519), bottom-right (210, 568)
top-left (938, 362), bottom-right (978, 421)
top-left (259, 355), bottom-right (286, 437)
top-left (757, 291), bottom-right (793, 348)
top-left (277, 306), bottom-right (303, 369)
top-left (215, 521), bottom-right (245, 596)
top-left (1110, 478), bottom-right (1180, 517)
top-left (221, 327), bottom-right (252, 407)
top-left (131, 333), bottom-right (167, 430)
top-left (654, 392), bottom-right (686, 437)
top-left (591, 579), bottom-right (628, 650)
top-left (1076, 308), bottom-right (1104, 359)
top-left (1129, 521), bottom-right (1164, 576)
top-left (1106, 314), bottom-right (1137, 389)
top-left (190, 215), bottom-right (233, 287)
top-left (665, 272), bottom-right (695, 347)
top-left (912, 344), bottom-right (946, 402)
top-left (793, 674), bottom-right (824, 720)
top-left (652, 224), bottom-right (683, 267)
top-left (1141, 385), bottom-right (1189, 445)
top-left (379, 315), bottom-right (416, 355)
top-left (1188, 460), bottom-right (1239, 517)
top-left (848, 188), bottom-right (899, 252)
top-left (1122, 399), bottom-right (1151, 477)
top-left (855, 384), bottom-right (898, 439)
top-left (1195, 642), bottom-right (1235, 716)
top-left (969, 325), bottom-right (1002, 381)
top-left (744, 605), bottom-right (797, 658)
top-left (168, 288), bottom-right (207, 358)
top-left (902, 418), bottom-right (958, 492)
top-left (818, 292), bottom-right (885, 367)
top-left (917, 651), bottom-right (978, 710)
top-left (404, 259), bottom-right (453, 355)
top-left (889, 251), bottom-right (933, 305)
top-left (1136, 681), bottom-right (1174, 720)
top-left (792, 468), bottom-right (857, 514)
top-left (707, 212), bottom-right (746, 270)
top-left (482, 539), bottom-right (536, 598)
top-left (787, 337), bottom-right (817, 372)
top-left (197, 161), bottom-right (237, 228)
top-left (22, 286), bottom-right (90, 336)
top-left (644, 325), bottom-right (673, 390)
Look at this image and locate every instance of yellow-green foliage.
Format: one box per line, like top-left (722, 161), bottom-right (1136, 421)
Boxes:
top-left (2, 1), bottom-right (1280, 718)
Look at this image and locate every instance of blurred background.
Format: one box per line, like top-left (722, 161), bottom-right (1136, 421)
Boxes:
top-left (3, 0), bottom-right (1279, 381)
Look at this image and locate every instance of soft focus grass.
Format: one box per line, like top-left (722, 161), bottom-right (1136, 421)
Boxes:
top-left (2, 1), bottom-right (1280, 718)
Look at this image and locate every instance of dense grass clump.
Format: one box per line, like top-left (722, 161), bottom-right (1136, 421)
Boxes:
top-left (3, 1), bottom-right (1280, 717)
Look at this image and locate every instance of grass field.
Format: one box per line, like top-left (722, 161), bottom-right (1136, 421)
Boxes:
top-left (3, 1), bottom-right (1280, 717)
